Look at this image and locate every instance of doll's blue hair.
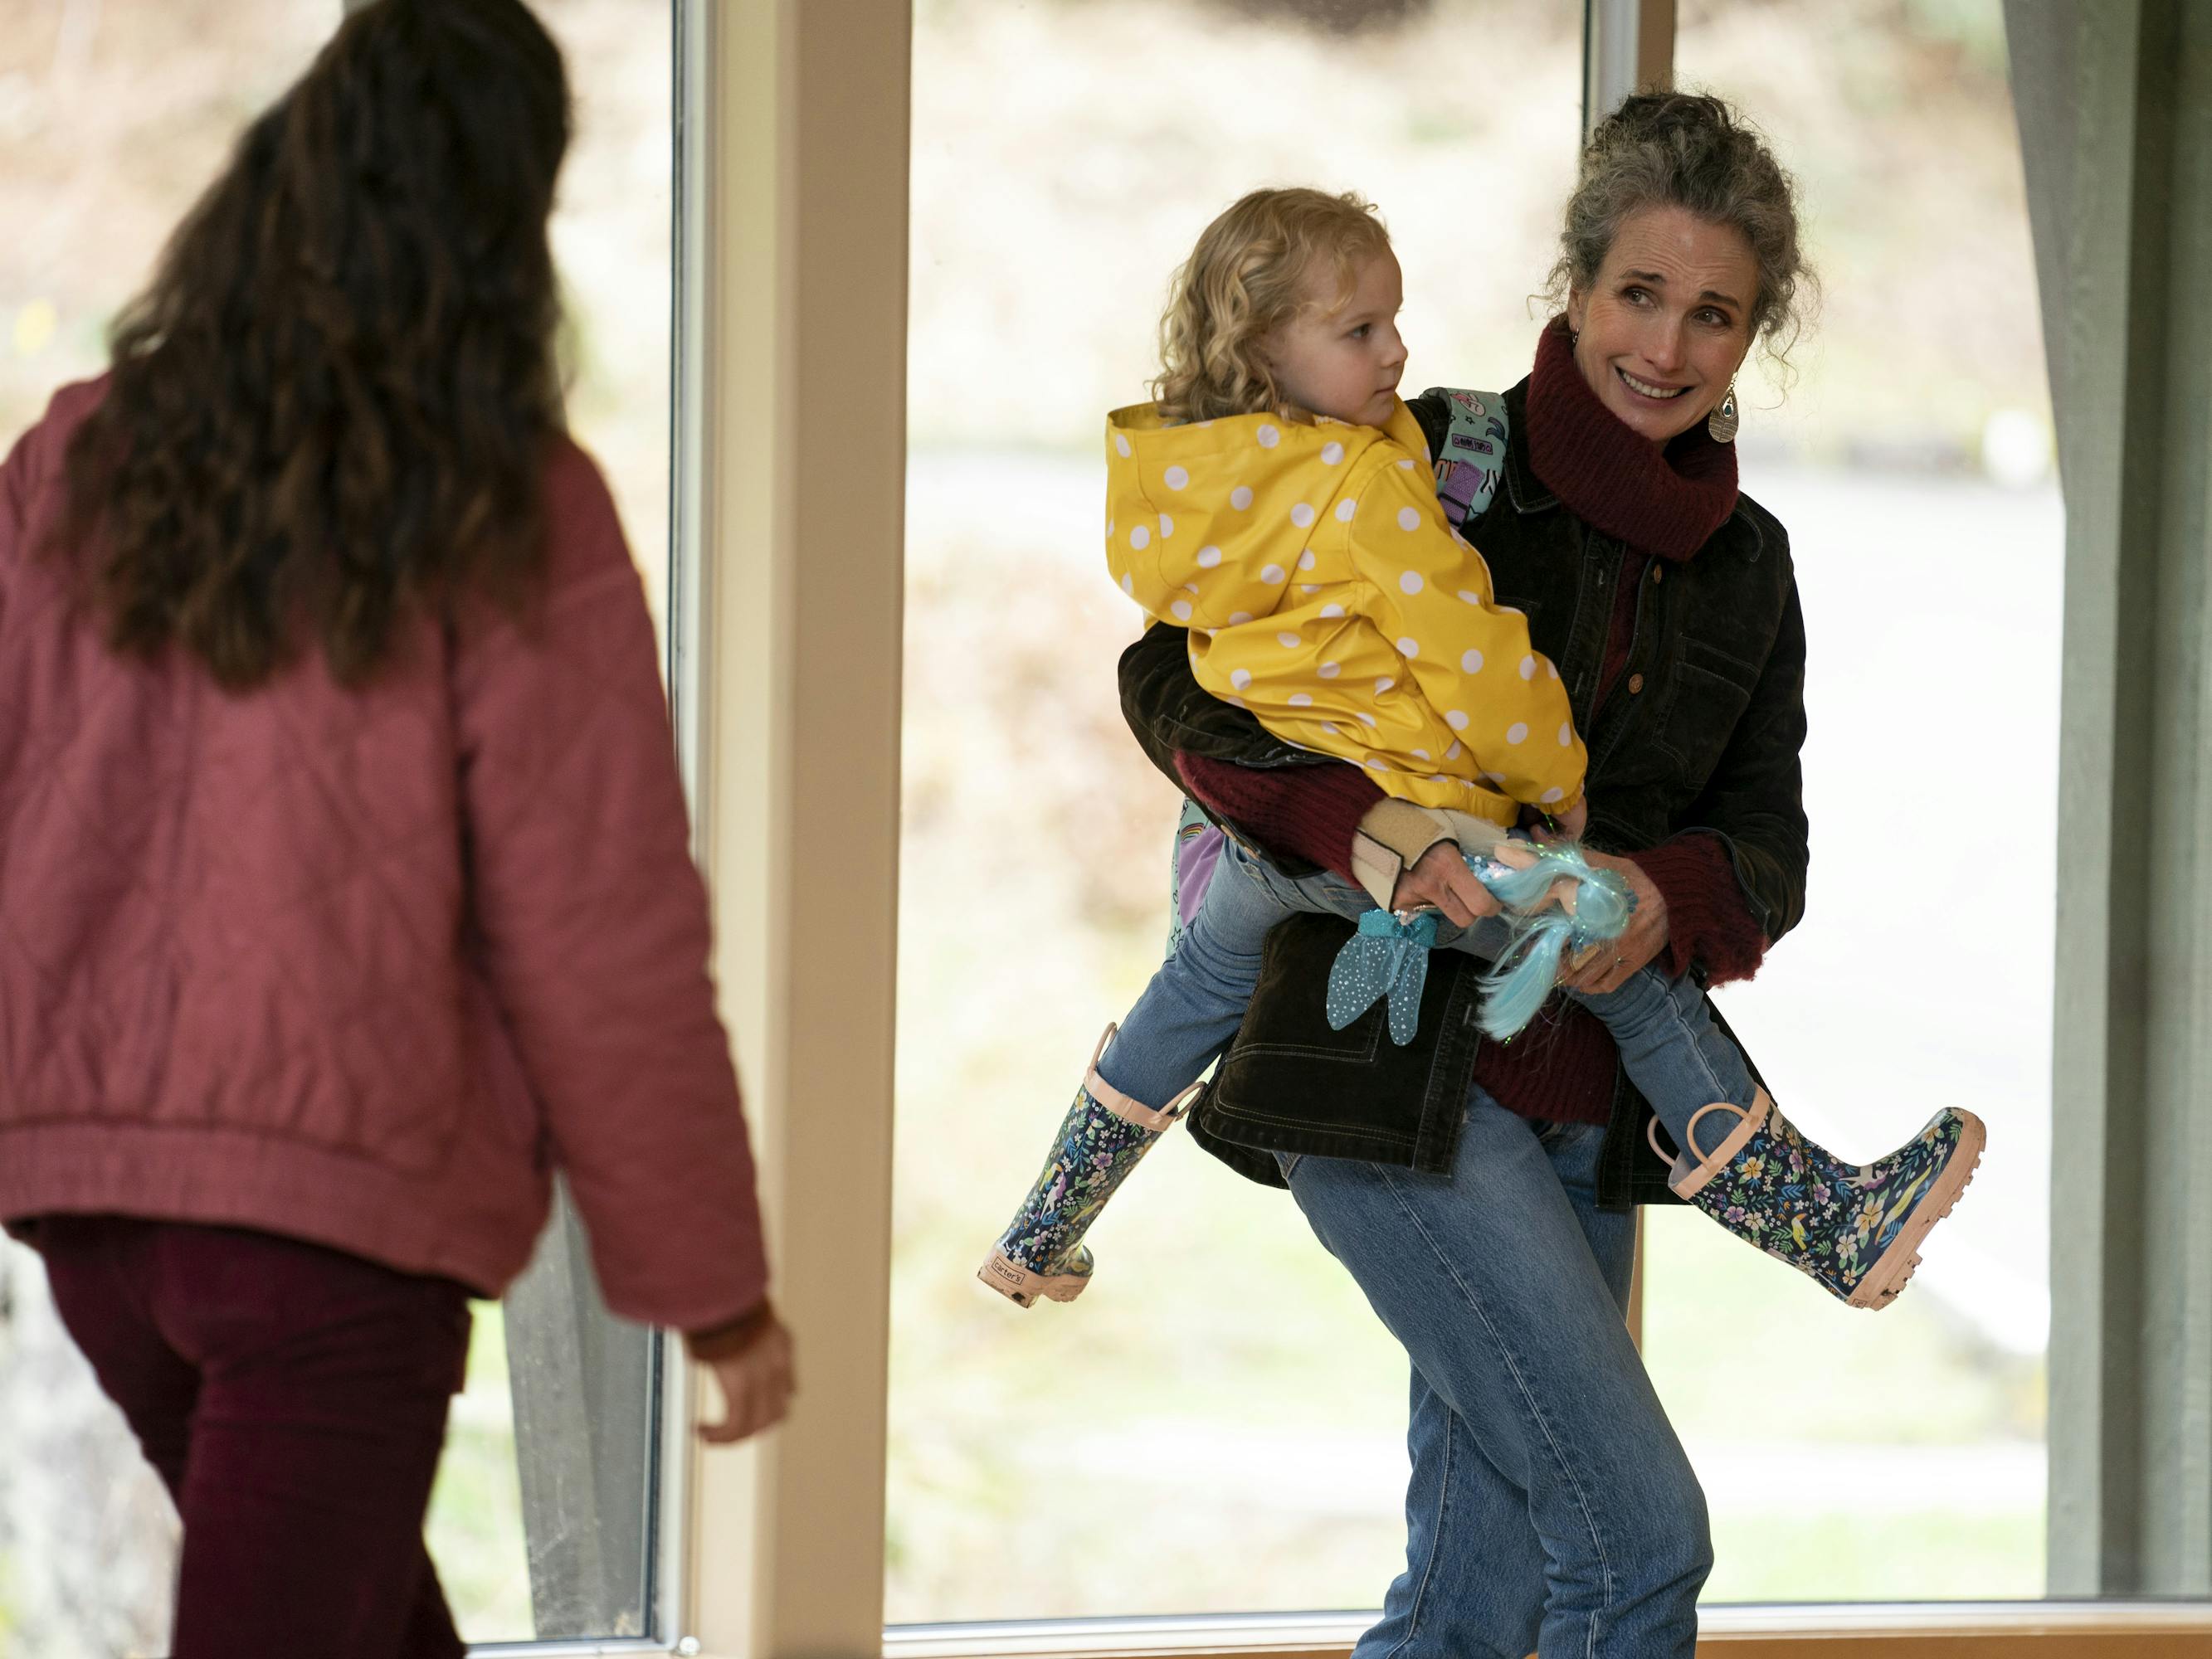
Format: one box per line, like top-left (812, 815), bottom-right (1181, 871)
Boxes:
top-left (1469, 842), bottom-right (1635, 1041)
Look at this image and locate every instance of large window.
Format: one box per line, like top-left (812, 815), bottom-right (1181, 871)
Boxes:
top-left (0, 1), bottom-right (683, 1649)
top-left (1639, 0), bottom-right (2057, 1603)
top-left (892, 0), bottom-right (1586, 1624)
top-left (893, 0), bottom-right (2068, 1636)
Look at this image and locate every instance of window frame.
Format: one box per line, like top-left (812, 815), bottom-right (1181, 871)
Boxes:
top-left (661, 0), bottom-right (2212, 1654)
top-left (447, 0), bottom-right (703, 1644)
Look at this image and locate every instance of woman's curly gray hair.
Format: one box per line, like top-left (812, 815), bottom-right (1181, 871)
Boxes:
top-left (1545, 91), bottom-right (1817, 372)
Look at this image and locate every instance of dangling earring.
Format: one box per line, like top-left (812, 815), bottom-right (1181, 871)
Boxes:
top-left (1707, 382), bottom-right (1740, 444)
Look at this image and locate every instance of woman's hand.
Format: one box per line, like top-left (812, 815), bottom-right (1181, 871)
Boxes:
top-left (697, 1311), bottom-right (796, 1446)
top-left (1520, 798), bottom-right (1590, 840)
top-left (1390, 840), bottom-right (1501, 928)
top-left (1556, 850), bottom-right (1669, 995)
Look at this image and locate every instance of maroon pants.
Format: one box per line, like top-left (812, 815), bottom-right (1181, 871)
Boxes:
top-left (34, 1216), bottom-right (473, 1659)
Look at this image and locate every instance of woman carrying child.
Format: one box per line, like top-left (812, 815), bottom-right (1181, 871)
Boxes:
top-left (992, 93), bottom-right (1982, 1656)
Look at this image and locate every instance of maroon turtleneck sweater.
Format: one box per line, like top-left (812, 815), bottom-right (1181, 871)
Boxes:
top-left (1177, 321), bottom-right (1771, 1126)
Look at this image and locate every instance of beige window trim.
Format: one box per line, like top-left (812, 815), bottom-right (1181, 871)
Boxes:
top-left (882, 1605), bottom-right (2212, 1659)
top-left (1582, 0), bottom-right (1675, 134)
top-left (682, 0), bottom-right (909, 1652)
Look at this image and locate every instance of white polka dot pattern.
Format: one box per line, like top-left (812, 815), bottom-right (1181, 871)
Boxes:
top-left (1098, 406), bottom-right (1583, 831)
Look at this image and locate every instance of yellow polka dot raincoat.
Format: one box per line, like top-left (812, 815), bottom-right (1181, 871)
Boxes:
top-left (1105, 398), bottom-right (1586, 825)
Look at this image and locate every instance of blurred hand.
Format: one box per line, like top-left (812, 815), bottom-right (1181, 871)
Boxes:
top-left (1521, 798), bottom-right (1590, 841)
top-left (1556, 850), bottom-right (1668, 995)
top-left (1390, 839), bottom-right (1500, 928)
top-left (697, 1312), bottom-right (795, 1446)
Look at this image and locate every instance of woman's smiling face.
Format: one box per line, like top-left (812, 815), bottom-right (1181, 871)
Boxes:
top-left (1565, 205), bottom-right (1759, 446)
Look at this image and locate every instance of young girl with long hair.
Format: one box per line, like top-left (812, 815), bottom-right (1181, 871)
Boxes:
top-left (0, 4), bottom-right (787, 1652)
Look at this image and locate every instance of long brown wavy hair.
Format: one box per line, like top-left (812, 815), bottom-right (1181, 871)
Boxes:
top-left (47, 0), bottom-right (572, 691)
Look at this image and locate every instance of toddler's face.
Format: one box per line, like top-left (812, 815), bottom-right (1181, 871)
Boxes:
top-left (1265, 249), bottom-right (1406, 427)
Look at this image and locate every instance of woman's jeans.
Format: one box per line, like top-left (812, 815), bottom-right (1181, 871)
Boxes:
top-left (33, 1216), bottom-right (472, 1659)
top-left (1280, 1097), bottom-right (1709, 1658)
top-left (1096, 837), bottom-right (1761, 1166)
top-left (1097, 838), bottom-right (1714, 1652)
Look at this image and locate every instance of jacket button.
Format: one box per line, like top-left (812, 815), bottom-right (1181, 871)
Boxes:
top-left (1652, 566), bottom-right (1664, 585)
top-left (1629, 673), bottom-right (1645, 694)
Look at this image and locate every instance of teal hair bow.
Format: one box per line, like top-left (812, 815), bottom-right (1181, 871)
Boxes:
top-left (1325, 907), bottom-right (1440, 1045)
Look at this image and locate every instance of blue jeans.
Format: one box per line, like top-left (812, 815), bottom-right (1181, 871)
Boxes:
top-left (1096, 839), bottom-right (1717, 1648)
top-left (1279, 1099), bottom-right (1709, 1657)
top-left (1094, 838), bottom-right (1760, 1167)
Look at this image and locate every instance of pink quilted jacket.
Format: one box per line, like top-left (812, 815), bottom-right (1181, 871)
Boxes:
top-left (0, 379), bottom-right (767, 1333)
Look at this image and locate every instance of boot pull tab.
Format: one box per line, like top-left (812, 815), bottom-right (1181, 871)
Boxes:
top-left (1649, 1099), bottom-right (1752, 1168)
top-left (1086, 1023), bottom-right (1198, 1132)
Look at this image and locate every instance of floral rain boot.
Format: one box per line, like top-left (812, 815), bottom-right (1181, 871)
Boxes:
top-left (1661, 1090), bottom-right (1986, 1310)
top-left (977, 1024), bottom-right (1196, 1308)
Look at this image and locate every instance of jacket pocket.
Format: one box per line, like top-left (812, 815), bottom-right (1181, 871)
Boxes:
top-left (1655, 637), bottom-right (1761, 782)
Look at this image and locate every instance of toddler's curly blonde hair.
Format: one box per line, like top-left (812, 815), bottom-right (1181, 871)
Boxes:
top-left (1152, 187), bottom-right (1391, 425)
